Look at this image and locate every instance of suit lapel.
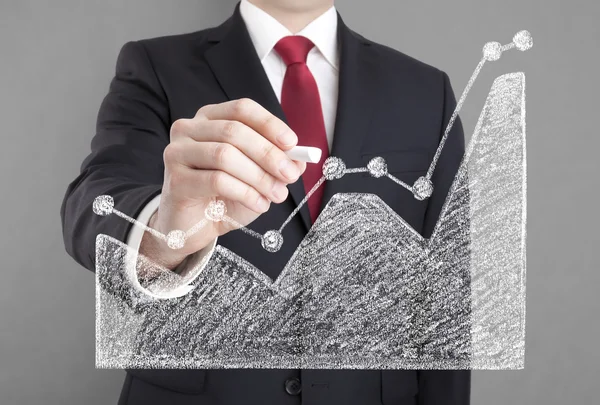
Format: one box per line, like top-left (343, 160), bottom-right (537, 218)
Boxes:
top-left (204, 4), bottom-right (313, 231)
top-left (320, 13), bottom-right (379, 212)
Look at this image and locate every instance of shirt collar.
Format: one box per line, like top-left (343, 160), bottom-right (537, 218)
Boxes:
top-left (239, 0), bottom-right (339, 70)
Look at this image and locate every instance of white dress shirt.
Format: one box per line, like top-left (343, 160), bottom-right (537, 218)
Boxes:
top-left (127, 0), bottom-right (340, 282)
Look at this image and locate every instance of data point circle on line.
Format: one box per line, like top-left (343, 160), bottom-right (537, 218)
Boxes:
top-left (513, 30), bottom-right (533, 51)
top-left (413, 176), bottom-right (434, 200)
top-left (166, 230), bottom-right (186, 250)
top-left (483, 42), bottom-right (503, 61)
top-left (262, 230), bottom-right (283, 253)
top-left (93, 195), bottom-right (114, 216)
top-left (205, 199), bottom-right (227, 222)
top-left (367, 157), bottom-right (388, 178)
top-left (322, 157), bottom-right (346, 180)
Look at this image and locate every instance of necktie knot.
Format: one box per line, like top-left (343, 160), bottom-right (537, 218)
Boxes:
top-left (274, 35), bottom-right (315, 66)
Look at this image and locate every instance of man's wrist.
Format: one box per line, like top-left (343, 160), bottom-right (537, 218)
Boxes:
top-left (138, 211), bottom-right (188, 271)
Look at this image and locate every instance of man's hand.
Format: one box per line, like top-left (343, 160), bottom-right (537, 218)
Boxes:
top-left (139, 98), bottom-right (306, 270)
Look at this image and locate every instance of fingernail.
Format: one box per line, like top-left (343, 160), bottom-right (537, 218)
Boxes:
top-left (279, 159), bottom-right (298, 180)
top-left (277, 131), bottom-right (297, 147)
top-left (272, 180), bottom-right (288, 201)
top-left (256, 195), bottom-right (270, 211)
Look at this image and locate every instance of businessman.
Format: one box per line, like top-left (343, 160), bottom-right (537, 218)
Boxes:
top-left (61, 0), bottom-right (470, 404)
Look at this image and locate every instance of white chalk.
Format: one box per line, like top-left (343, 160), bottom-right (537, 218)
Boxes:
top-left (285, 146), bottom-right (322, 164)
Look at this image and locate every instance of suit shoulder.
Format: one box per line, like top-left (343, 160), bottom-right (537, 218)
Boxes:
top-left (117, 25), bottom-right (221, 72)
top-left (357, 32), bottom-right (445, 80)
top-left (134, 26), bottom-right (216, 52)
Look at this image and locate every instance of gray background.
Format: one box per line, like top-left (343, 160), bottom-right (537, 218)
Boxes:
top-left (0, 0), bottom-right (598, 403)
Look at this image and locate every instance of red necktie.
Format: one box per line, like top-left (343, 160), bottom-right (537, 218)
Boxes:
top-left (274, 35), bottom-right (330, 224)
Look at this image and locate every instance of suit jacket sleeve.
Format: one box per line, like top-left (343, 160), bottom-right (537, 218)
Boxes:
top-left (418, 70), bottom-right (471, 405)
top-left (60, 40), bottom-right (168, 271)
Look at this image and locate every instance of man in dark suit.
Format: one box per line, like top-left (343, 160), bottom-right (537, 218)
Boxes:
top-left (61, 0), bottom-right (470, 404)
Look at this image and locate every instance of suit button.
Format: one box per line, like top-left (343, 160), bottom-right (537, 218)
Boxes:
top-left (284, 377), bottom-right (302, 395)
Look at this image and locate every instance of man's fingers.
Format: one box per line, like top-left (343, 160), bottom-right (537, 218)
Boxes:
top-left (165, 140), bottom-right (290, 204)
top-left (196, 98), bottom-right (298, 150)
top-left (165, 165), bottom-right (272, 214)
top-left (172, 119), bottom-right (302, 183)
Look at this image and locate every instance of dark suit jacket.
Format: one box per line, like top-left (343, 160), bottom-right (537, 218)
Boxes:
top-left (61, 3), bottom-right (470, 405)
